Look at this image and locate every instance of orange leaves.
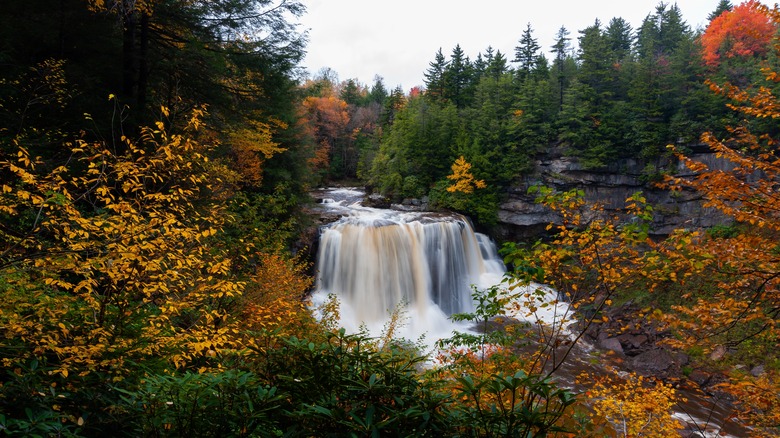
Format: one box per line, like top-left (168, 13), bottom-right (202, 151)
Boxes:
top-left (583, 370), bottom-right (683, 437)
top-left (241, 252), bottom-right (315, 337)
top-left (301, 95), bottom-right (351, 174)
top-left (718, 371), bottom-right (780, 433)
top-left (700, 0), bottom-right (775, 67)
top-left (446, 156), bottom-right (486, 194)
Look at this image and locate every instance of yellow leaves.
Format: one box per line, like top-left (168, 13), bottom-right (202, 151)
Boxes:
top-left (241, 252), bottom-right (315, 337)
top-left (199, 227), bottom-right (217, 239)
top-left (446, 156), bottom-right (486, 194)
top-left (584, 370), bottom-right (683, 437)
top-left (1, 106), bottom-right (251, 377)
top-left (228, 118), bottom-right (287, 186)
top-left (43, 277), bottom-right (74, 290)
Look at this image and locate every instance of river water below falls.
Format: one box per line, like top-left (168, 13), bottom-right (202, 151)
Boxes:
top-left (309, 187), bottom-right (743, 437)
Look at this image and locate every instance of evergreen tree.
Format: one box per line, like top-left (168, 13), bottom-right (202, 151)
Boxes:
top-left (577, 20), bottom-right (612, 98)
top-left (629, 2), bottom-right (696, 160)
top-left (473, 52), bottom-right (487, 80)
top-left (551, 26), bottom-right (574, 111)
top-left (486, 50), bottom-right (510, 80)
top-left (514, 23), bottom-right (541, 81)
top-left (340, 79), bottom-right (364, 106)
top-left (443, 44), bottom-right (474, 108)
top-left (658, 3), bottom-right (689, 54)
top-left (605, 17), bottom-right (634, 64)
top-left (382, 85), bottom-right (406, 126)
top-left (424, 48), bottom-right (449, 101)
top-left (708, 0), bottom-right (733, 21)
top-left (604, 17), bottom-right (634, 102)
top-left (369, 96), bottom-right (458, 197)
top-left (368, 75), bottom-right (389, 105)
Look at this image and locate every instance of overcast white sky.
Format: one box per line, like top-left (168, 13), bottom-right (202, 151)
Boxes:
top-left (298, 0), bottom-right (772, 91)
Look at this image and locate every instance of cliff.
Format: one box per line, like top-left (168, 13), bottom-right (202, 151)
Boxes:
top-left (495, 146), bottom-right (732, 240)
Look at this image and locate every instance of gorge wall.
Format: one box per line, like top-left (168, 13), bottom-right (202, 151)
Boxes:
top-left (494, 145), bottom-right (732, 241)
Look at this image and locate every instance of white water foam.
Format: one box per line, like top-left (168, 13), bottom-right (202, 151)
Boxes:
top-left (310, 188), bottom-right (569, 353)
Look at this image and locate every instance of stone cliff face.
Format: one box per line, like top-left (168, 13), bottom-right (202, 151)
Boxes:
top-left (495, 147), bottom-right (732, 240)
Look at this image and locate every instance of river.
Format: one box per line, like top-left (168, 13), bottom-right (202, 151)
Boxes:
top-left (309, 187), bottom-right (745, 437)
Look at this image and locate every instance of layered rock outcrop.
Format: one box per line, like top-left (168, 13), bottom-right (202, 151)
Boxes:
top-left (495, 146), bottom-right (732, 240)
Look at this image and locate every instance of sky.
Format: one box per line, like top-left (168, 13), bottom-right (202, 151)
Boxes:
top-left (297, 0), bottom-right (771, 91)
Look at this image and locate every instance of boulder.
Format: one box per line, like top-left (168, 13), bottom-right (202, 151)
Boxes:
top-left (709, 345), bottom-right (727, 362)
top-left (617, 333), bottom-right (648, 349)
top-left (687, 369), bottom-right (711, 386)
top-left (599, 337), bottom-right (624, 355)
top-left (630, 348), bottom-right (676, 375)
top-left (750, 365), bottom-right (765, 377)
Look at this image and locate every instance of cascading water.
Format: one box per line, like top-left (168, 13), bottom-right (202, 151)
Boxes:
top-left (310, 188), bottom-right (744, 437)
top-left (310, 188), bottom-right (505, 344)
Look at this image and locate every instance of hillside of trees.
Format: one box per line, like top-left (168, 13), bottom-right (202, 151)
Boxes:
top-left (2, 0), bottom-right (780, 436)
top-left (305, 1), bottom-right (776, 225)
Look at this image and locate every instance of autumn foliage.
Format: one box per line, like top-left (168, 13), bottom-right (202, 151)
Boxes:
top-left (700, 0), bottom-right (775, 67)
top-left (661, 19), bottom-right (780, 428)
top-left (446, 155), bottom-right (487, 194)
top-left (301, 95), bottom-right (351, 175)
top-left (584, 371), bottom-right (683, 437)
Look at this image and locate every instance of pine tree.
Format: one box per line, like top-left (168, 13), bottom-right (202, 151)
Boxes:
top-left (443, 44), bottom-right (473, 108)
top-left (368, 75), bottom-right (389, 105)
top-left (551, 26), bottom-right (573, 111)
top-left (340, 79), bottom-right (364, 106)
top-left (577, 20), bottom-right (612, 98)
top-left (605, 17), bottom-right (634, 64)
top-left (424, 48), bottom-right (449, 101)
top-left (708, 0), bottom-right (733, 21)
top-left (514, 23), bottom-right (541, 81)
top-left (486, 50), bottom-right (509, 80)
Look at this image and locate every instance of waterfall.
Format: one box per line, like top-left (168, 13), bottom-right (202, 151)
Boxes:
top-left (310, 189), bottom-right (505, 342)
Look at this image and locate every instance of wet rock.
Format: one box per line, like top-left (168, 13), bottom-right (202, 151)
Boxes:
top-left (617, 333), bottom-right (648, 349)
top-left (688, 370), bottom-right (711, 386)
top-left (674, 352), bottom-right (690, 367)
top-left (599, 337), bottom-right (624, 354)
top-left (751, 365), bottom-right (765, 377)
top-left (630, 348), bottom-right (676, 375)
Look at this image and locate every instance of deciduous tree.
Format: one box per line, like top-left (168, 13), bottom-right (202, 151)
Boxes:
top-left (700, 0), bottom-right (775, 68)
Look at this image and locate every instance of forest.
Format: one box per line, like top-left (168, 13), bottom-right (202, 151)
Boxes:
top-left (1, 0), bottom-right (780, 436)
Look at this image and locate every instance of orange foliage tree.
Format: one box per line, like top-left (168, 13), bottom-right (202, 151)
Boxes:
top-left (227, 117), bottom-right (288, 187)
top-left (700, 0), bottom-right (775, 67)
top-left (0, 103), bottom-right (319, 434)
top-left (300, 95), bottom-right (351, 178)
top-left (584, 370), bottom-right (683, 437)
top-left (655, 4), bottom-right (780, 434)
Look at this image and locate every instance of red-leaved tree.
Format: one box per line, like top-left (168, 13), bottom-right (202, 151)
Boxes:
top-left (701, 0), bottom-right (775, 67)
